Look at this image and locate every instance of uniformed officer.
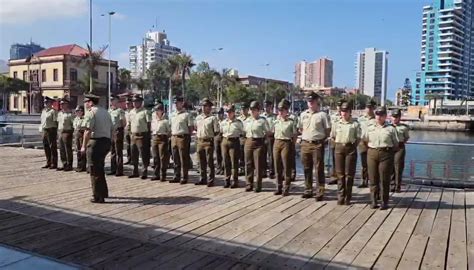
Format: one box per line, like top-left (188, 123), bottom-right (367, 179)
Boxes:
top-left (299, 92), bottom-right (331, 200)
top-left (273, 99), bottom-right (297, 196)
top-left (124, 96), bottom-right (133, 165)
top-left (39, 96), bottom-right (58, 169)
top-left (363, 106), bottom-right (399, 210)
top-left (108, 95), bottom-right (126, 176)
top-left (195, 98), bottom-right (220, 186)
top-left (170, 96), bottom-right (194, 184)
top-left (238, 103), bottom-right (250, 175)
top-left (220, 105), bottom-right (244, 188)
top-left (262, 100), bottom-right (277, 179)
top-left (215, 108), bottom-right (225, 175)
top-left (73, 105), bottom-right (87, 172)
top-left (328, 100), bottom-right (344, 185)
top-left (128, 94), bottom-right (151, 179)
top-left (357, 99), bottom-right (376, 188)
top-left (244, 101), bottom-right (270, 192)
top-left (390, 109), bottom-right (410, 193)
top-left (151, 103), bottom-right (171, 181)
top-left (288, 110), bottom-right (299, 182)
top-left (57, 98), bottom-right (74, 171)
top-left (331, 101), bottom-right (361, 205)
top-left (82, 93), bottom-right (113, 203)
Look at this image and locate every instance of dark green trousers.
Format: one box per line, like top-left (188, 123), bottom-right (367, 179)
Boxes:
top-left (273, 139), bottom-right (292, 192)
top-left (244, 138), bottom-right (265, 190)
top-left (87, 138), bottom-right (111, 201)
top-left (221, 137), bottom-right (240, 185)
top-left (110, 128), bottom-right (124, 175)
top-left (392, 145), bottom-right (406, 190)
top-left (368, 148), bottom-right (394, 206)
top-left (59, 130), bottom-right (73, 169)
top-left (335, 143), bottom-right (357, 203)
top-left (42, 127), bottom-right (58, 168)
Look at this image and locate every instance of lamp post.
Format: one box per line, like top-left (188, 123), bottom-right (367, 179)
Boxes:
top-left (212, 47), bottom-right (224, 107)
top-left (102, 11), bottom-right (115, 108)
top-left (89, 0), bottom-right (93, 94)
top-left (263, 63), bottom-right (270, 101)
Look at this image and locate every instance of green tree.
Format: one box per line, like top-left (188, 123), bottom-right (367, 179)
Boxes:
top-left (147, 62), bottom-right (169, 99)
top-left (171, 53), bottom-right (195, 98)
top-left (226, 84), bottom-right (257, 104)
top-left (265, 82), bottom-right (287, 104)
top-left (346, 93), bottom-right (372, 110)
top-left (118, 68), bottom-right (132, 92)
top-left (133, 77), bottom-right (149, 96)
top-left (212, 68), bottom-right (237, 107)
top-left (79, 44), bottom-right (107, 94)
top-left (0, 75), bottom-right (29, 111)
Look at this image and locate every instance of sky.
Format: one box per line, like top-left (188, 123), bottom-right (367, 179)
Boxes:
top-left (0, 0), bottom-right (432, 100)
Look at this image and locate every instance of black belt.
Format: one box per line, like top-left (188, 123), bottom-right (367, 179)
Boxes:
top-left (172, 134), bottom-right (189, 138)
top-left (90, 137), bottom-right (109, 140)
top-left (60, 130), bottom-right (73, 133)
top-left (116, 127), bottom-right (124, 131)
top-left (248, 137), bottom-right (265, 141)
top-left (224, 137), bottom-right (240, 141)
top-left (276, 139), bottom-right (292, 142)
top-left (153, 134), bottom-right (169, 138)
top-left (369, 147), bottom-right (393, 151)
top-left (198, 138), bottom-right (213, 142)
top-left (303, 139), bottom-right (325, 145)
top-left (336, 142), bottom-right (356, 147)
top-left (133, 132), bottom-right (148, 136)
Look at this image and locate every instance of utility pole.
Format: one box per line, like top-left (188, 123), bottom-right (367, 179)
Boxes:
top-left (89, 0), bottom-right (93, 93)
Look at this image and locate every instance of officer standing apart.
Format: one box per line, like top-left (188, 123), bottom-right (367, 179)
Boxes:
top-left (244, 101), bottom-right (270, 192)
top-left (262, 100), bottom-right (276, 179)
top-left (195, 98), bottom-right (220, 186)
top-left (40, 97), bottom-right (58, 169)
top-left (215, 108), bottom-right (225, 175)
top-left (299, 92), bottom-right (331, 201)
top-left (108, 95), bottom-right (126, 177)
top-left (73, 105), bottom-right (87, 172)
top-left (124, 96), bottom-right (133, 165)
top-left (129, 94), bottom-right (151, 179)
top-left (273, 99), bottom-right (297, 196)
top-left (328, 100), bottom-right (343, 185)
top-left (170, 96), bottom-right (194, 184)
top-left (220, 105), bottom-right (244, 188)
top-left (150, 103), bottom-right (171, 181)
top-left (57, 98), bottom-right (74, 171)
top-left (357, 99), bottom-right (376, 188)
top-left (238, 103), bottom-right (250, 175)
top-left (390, 109), bottom-right (409, 193)
top-left (363, 106), bottom-right (399, 210)
top-left (81, 94), bottom-right (112, 203)
top-left (330, 101), bottom-right (361, 205)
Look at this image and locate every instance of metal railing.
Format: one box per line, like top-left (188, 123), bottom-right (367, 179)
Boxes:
top-left (0, 122), bottom-right (42, 148)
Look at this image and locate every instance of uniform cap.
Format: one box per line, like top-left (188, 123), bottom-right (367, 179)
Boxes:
top-left (340, 101), bottom-right (352, 112)
top-left (249, 101), bottom-right (261, 110)
top-left (43, 96), bottom-right (54, 103)
top-left (84, 93), bottom-right (100, 102)
top-left (375, 106), bottom-right (387, 115)
top-left (131, 94), bottom-right (143, 102)
top-left (173, 96), bottom-right (184, 103)
top-left (225, 105), bottom-right (236, 112)
top-left (366, 99), bottom-right (377, 108)
top-left (125, 95), bottom-right (133, 103)
top-left (60, 98), bottom-right (70, 104)
top-left (110, 94), bottom-right (120, 101)
top-left (264, 100), bottom-right (273, 106)
top-left (241, 103), bottom-right (249, 109)
top-left (75, 105), bottom-right (84, 112)
top-left (391, 109), bottom-right (402, 117)
top-left (200, 98), bottom-right (213, 106)
top-left (337, 99), bottom-right (346, 107)
top-left (305, 91), bottom-right (321, 101)
top-left (154, 103), bottom-right (165, 111)
top-left (277, 99), bottom-right (291, 110)
top-left (218, 107), bottom-right (225, 114)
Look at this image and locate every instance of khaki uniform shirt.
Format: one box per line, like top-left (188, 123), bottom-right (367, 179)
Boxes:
top-left (262, 112), bottom-right (277, 131)
top-left (129, 107), bottom-right (151, 133)
top-left (245, 116), bottom-right (270, 138)
top-left (221, 118), bottom-right (244, 138)
top-left (394, 123), bottom-right (410, 143)
top-left (358, 114), bottom-right (375, 134)
top-left (170, 110), bottom-right (193, 135)
top-left (73, 117), bottom-right (85, 131)
top-left (57, 111), bottom-right (74, 131)
top-left (109, 107), bottom-right (126, 131)
top-left (330, 112), bottom-right (341, 127)
top-left (237, 114), bottom-right (250, 125)
top-left (195, 114), bottom-right (219, 139)
top-left (331, 119), bottom-right (361, 144)
top-left (363, 122), bottom-right (399, 148)
top-left (151, 115), bottom-right (171, 135)
top-left (125, 109), bottom-right (132, 133)
top-left (83, 106), bottom-right (113, 139)
top-left (273, 116), bottom-right (296, 140)
top-left (298, 110), bottom-right (331, 141)
top-left (39, 108), bottom-right (57, 131)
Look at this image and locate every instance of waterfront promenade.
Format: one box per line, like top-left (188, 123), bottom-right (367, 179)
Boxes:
top-left (0, 147), bottom-right (472, 269)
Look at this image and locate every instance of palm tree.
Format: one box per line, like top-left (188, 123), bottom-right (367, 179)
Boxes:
top-left (425, 93), bottom-right (444, 115)
top-left (212, 68), bottom-right (236, 107)
top-left (133, 77), bottom-right (149, 96)
top-left (175, 53), bottom-right (195, 98)
top-left (118, 68), bottom-right (132, 92)
top-left (77, 44), bottom-right (107, 94)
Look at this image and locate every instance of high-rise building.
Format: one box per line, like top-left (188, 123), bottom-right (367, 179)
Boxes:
top-left (414, 0), bottom-right (474, 105)
top-left (129, 30), bottom-right (181, 79)
top-left (294, 57), bottom-right (333, 89)
top-left (356, 48), bottom-right (389, 105)
top-left (10, 42), bottom-right (44, 60)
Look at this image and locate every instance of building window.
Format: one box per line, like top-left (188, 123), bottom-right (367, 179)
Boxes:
top-left (430, 19), bottom-right (435, 23)
top-left (53, 69), bottom-right (58, 81)
top-left (70, 68), bottom-right (78, 81)
top-left (13, 96), bottom-right (18, 109)
top-left (41, 69), bottom-right (46, 82)
top-left (23, 97), bottom-right (27, 109)
top-left (430, 25), bottom-right (434, 29)
top-left (13, 71), bottom-right (18, 79)
top-left (430, 13), bottom-right (435, 18)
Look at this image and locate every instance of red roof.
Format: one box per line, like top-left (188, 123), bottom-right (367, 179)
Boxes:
top-left (34, 44), bottom-right (88, 57)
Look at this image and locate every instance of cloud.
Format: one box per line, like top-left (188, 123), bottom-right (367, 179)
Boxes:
top-left (0, 0), bottom-right (88, 25)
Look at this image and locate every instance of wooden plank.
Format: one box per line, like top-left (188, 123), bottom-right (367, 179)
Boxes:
top-left (465, 190), bottom-right (474, 270)
top-left (446, 190), bottom-right (467, 270)
top-left (420, 189), bottom-right (454, 270)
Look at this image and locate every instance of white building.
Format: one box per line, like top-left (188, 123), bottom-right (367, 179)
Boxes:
top-left (356, 48), bottom-right (389, 105)
top-left (129, 30), bottom-right (181, 79)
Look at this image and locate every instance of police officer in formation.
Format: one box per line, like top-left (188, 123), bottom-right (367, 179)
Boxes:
top-left (128, 94), bottom-right (151, 179)
top-left (82, 93), bottom-right (113, 203)
top-left (170, 96), bottom-right (194, 184)
top-left (244, 101), bottom-right (270, 192)
top-left (124, 97), bottom-right (133, 165)
top-left (73, 105), bottom-right (87, 172)
top-left (328, 100), bottom-right (343, 185)
top-left (220, 105), bottom-right (244, 188)
top-left (195, 98), bottom-right (220, 186)
top-left (150, 103), bottom-right (171, 181)
top-left (363, 106), bottom-right (399, 210)
top-left (331, 101), bottom-right (361, 205)
top-left (237, 103), bottom-right (250, 175)
top-left (262, 100), bottom-right (276, 179)
top-left (57, 98), bottom-right (74, 171)
top-left (40, 96), bottom-right (58, 169)
top-left (272, 99), bottom-right (297, 196)
top-left (299, 92), bottom-right (331, 201)
top-left (108, 95), bottom-right (126, 177)
top-left (357, 99), bottom-right (376, 188)
top-left (215, 108), bottom-right (225, 175)
top-left (391, 109), bottom-right (410, 193)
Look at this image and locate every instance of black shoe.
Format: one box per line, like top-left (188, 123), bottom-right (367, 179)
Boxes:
top-left (345, 201), bottom-right (351, 206)
top-left (180, 180), bottom-right (188, 185)
top-left (315, 195), bottom-right (324, 202)
top-left (75, 168), bottom-right (85, 172)
top-left (262, 174), bottom-right (268, 179)
top-left (269, 174), bottom-right (275, 179)
top-left (390, 187), bottom-right (396, 193)
top-left (141, 175), bottom-right (148, 180)
top-left (224, 181), bottom-right (231, 188)
top-left (245, 186), bottom-right (253, 192)
top-left (207, 181), bottom-right (214, 187)
top-left (90, 198), bottom-right (105, 204)
top-left (124, 161), bottom-right (131, 165)
top-left (328, 179), bottom-right (338, 185)
top-left (107, 172), bottom-right (116, 176)
top-left (169, 179), bottom-right (180, 183)
top-left (64, 167), bottom-right (73, 172)
top-left (255, 188), bottom-right (262, 193)
top-left (302, 193), bottom-right (313, 199)
top-left (151, 176), bottom-right (160, 181)
top-left (370, 204), bottom-right (379, 209)
top-left (274, 190), bottom-right (282, 195)
top-left (282, 190), bottom-right (290, 196)
top-left (337, 199), bottom-right (345, 205)
top-left (49, 166), bottom-right (57, 170)
top-left (128, 174), bottom-right (139, 179)
top-left (56, 167), bottom-right (64, 171)
top-left (195, 180), bottom-right (207, 185)
top-left (115, 173), bottom-right (124, 177)
top-left (358, 183), bottom-right (368, 188)
top-left (41, 164), bottom-right (50, 169)
top-left (230, 183), bottom-right (239, 189)
top-left (380, 203), bottom-right (388, 210)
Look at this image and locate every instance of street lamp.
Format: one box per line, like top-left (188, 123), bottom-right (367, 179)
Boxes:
top-left (212, 47), bottom-right (224, 107)
top-left (262, 63), bottom-right (270, 101)
top-left (101, 11), bottom-right (115, 108)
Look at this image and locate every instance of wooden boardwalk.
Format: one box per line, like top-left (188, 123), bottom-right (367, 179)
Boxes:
top-left (0, 148), bottom-right (472, 269)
